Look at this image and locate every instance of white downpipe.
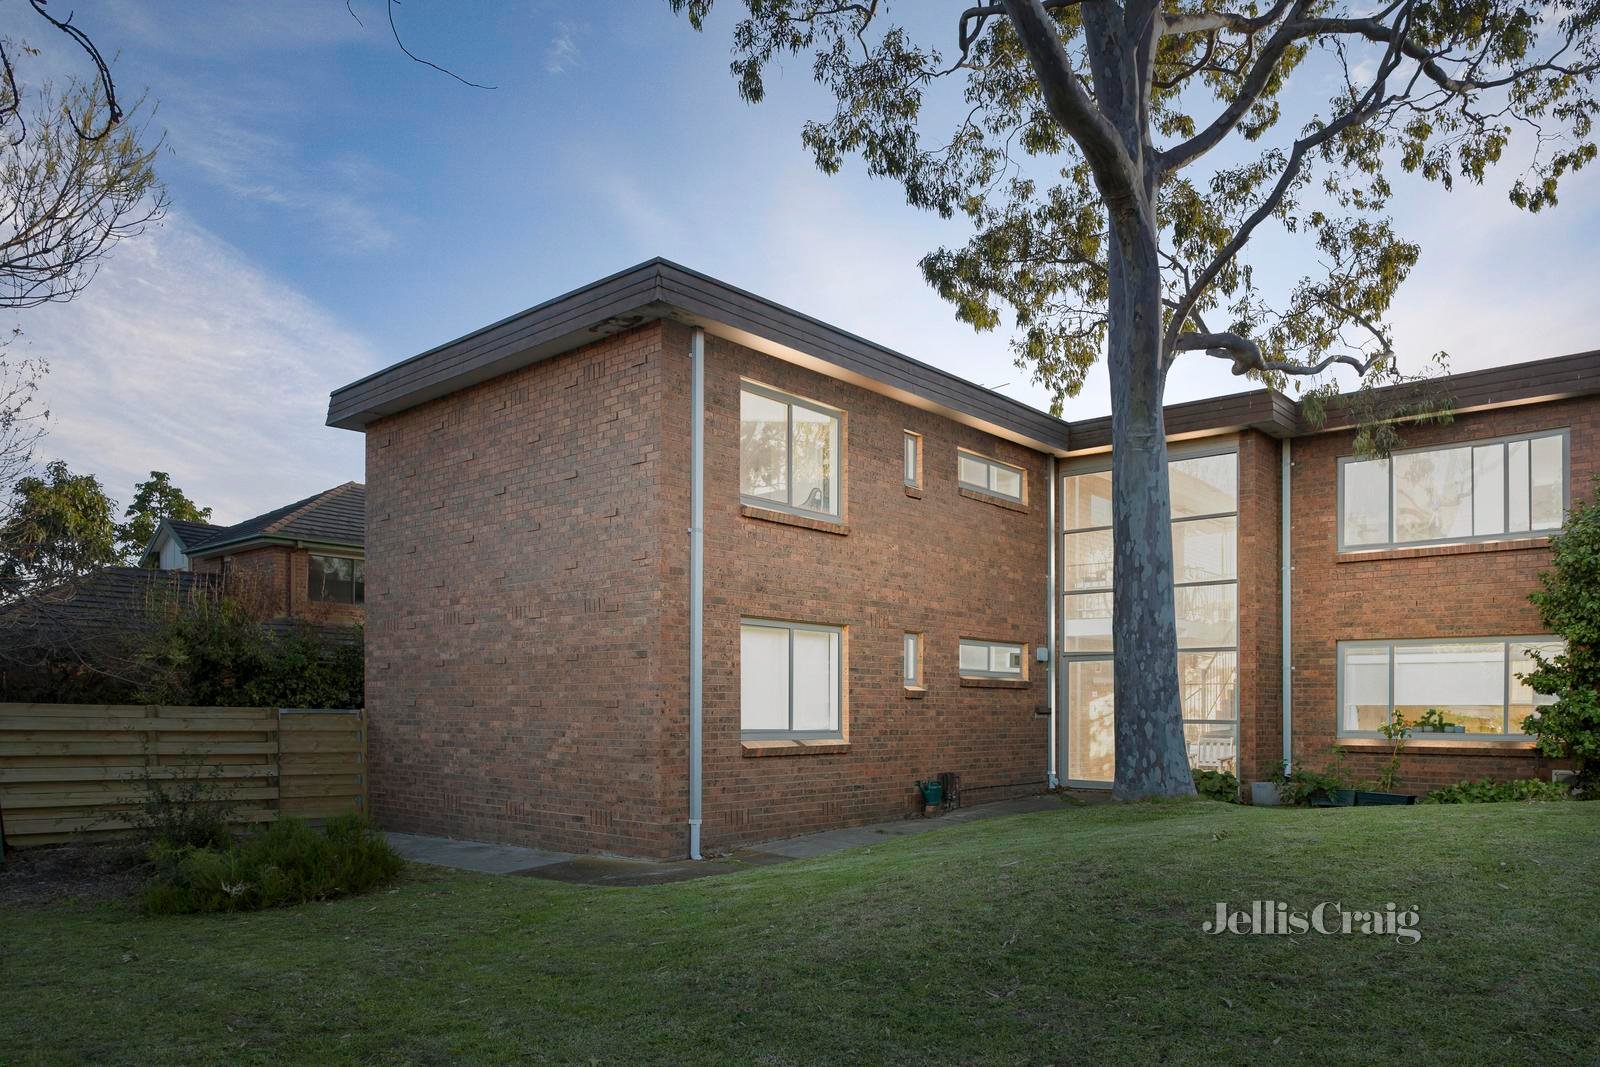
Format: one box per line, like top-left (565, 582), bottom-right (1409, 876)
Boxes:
top-left (688, 328), bottom-right (705, 860)
top-left (1280, 439), bottom-right (1293, 774)
top-left (1047, 455), bottom-right (1059, 788)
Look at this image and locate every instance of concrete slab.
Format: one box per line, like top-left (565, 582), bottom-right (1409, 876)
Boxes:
top-left (387, 793), bottom-right (1082, 883)
top-left (385, 832), bottom-right (574, 875)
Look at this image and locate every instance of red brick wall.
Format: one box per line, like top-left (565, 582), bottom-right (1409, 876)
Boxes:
top-left (208, 546), bottom-right (364, 625)
top-left (1236, 431), bottom-right (1283, 784)
top-left (655, 324), bottom-right (1051, 853)
top-left (1285, 398), bottom-right (1597, 792)
top-left (362, 324), bottom-right (677, 856)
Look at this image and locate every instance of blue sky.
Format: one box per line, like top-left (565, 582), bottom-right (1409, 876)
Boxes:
top-left (5, 1), bottom-right (1599, 524)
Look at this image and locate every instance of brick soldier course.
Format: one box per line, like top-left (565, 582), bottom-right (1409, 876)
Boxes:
top-left (330, 259), bottom-right (1599, 858)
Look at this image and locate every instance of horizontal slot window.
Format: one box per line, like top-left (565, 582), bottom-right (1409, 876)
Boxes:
top-left (959, 639), bottom-right (1024, 678)
top-left (958, 450), bottom-right (1024, 502)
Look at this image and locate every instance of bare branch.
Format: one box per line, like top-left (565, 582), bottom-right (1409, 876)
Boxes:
top-left (382, 0), bottom-right (497, 90)
top-left (25, 0), bottom-right (122, 139)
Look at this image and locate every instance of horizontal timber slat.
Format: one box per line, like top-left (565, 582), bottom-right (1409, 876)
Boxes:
top-left (0, 705), bottom-right (365, 847)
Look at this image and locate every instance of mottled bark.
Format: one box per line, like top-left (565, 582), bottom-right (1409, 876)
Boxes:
top-left (1008, 0), bottom-right (1194, 797)
top-left (1106, 221), bottom-right (1193, 798)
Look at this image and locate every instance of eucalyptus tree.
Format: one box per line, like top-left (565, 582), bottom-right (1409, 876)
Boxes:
top-left (670, 0), bottom-right (1600, 797)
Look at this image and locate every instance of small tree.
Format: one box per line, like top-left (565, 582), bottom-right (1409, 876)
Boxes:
top-left (0, 458), bottom-right (117, 596)
top-left (117, 470), bottom-right (212, 563)
top-left (1523, 479), bottom-right (1600, 792)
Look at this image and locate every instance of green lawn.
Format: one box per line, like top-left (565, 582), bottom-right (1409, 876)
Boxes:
top-left (4, 800), bottom-right (1597, 1065)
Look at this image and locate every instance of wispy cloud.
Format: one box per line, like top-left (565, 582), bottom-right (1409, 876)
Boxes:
top-left (16, 213), bottom-right (373, 524)
top-left (545, 20), bottom-right (586, 75)
top-left (162, 93), bottom-right (402, 253)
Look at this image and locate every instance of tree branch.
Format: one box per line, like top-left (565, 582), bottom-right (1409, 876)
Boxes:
top-left (1174, 330), bottom-right (1389, 377)
top-left (1000, 0), bottom-right (1144, 218)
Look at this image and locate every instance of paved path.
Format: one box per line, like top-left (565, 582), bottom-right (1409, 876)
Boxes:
top-left (386, 793), bottom-right (1075, 885)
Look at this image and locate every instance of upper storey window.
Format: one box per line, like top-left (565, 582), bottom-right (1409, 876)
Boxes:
top-left (739, 384), bottom-right (841, 518)
top-left (957, 450), bottom-right (1024, 502)
top-left (1339, 430), bottom-right (1567, 551)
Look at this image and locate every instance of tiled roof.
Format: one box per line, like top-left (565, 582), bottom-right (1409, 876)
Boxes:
top-left (190, 482), bottom-right (364, 555)
top-left (165, 518), bottom-right (226, 548)
top-left (0, 567), bottom-right (218, 664)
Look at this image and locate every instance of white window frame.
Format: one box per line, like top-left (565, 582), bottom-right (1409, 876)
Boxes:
top-left (903, 431), bottom-right (922, 488)
top-left (959, 638), bottom-right (1025, 679)
top-left (1336, 428), bottom-right (1568, 552)
top-left (957, 449), bottom-right (1025, 502)
top-left (739, 382), bottom-right (844, 519)
top-left (739, 619), bottom-right (844, 740)
top-left (1336, 636), bottom-right (1562, 740)
top-left (1059, 443), bottom-right (1240, 787)
top-left (903, 632), bottom-right (922, 687)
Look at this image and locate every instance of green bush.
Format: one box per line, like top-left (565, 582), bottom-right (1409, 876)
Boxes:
top-left (141, 815), bottom-right (403, 914)
top-left (126, 763), bottom-right (238, 851)
top-left (1522, 478), bottom-right (1600, 791)
top-left (138, 595), bottom-right (363, 708)
top-left (1423, 778), bottom-right (1574, 804)
top-left (1193, 769), bottom-right (1240, 803)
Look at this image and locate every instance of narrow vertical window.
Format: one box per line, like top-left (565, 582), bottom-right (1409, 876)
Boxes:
top-left (903, 632), bottom-right (922, 687)
top-left (903, 432), bottom-right (921, 488)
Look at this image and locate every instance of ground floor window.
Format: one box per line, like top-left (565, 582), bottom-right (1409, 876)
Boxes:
top-left (1338, 637), bottom-right (1561, 738)
top-left (740, 620), bottom-right (843, 738)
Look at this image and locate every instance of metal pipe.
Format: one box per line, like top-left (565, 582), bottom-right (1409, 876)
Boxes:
top-left (1047, 454), bottom-right (1059, 788)
top-left (1281, 439), bottom-right (1293, 775)
top-left (688, 327), bottom-right (705, 860)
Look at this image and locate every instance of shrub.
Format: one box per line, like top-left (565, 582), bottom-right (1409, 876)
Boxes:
top-left (1423, 778), bottom-right (1573, 804)
top-left (1522, 478), bottom-right (1600, 791)
top-left (141, 815), bottom-right (403, 914)
top-left (1278, 751), bottom-right (1352, 805)
top-left (1193, 769), bottom-right (1240, 803)
top-left (125, 762), bottom-right (238, 851)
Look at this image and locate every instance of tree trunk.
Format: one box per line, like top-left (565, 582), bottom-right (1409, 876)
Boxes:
top-left (1106, 217), bottom-right (1195, 799)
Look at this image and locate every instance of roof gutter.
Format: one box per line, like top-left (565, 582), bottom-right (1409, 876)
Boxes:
top-left (187, 535), bottom-right (364, 560)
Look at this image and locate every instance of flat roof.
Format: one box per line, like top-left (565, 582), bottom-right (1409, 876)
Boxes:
top-left (329, 259), bottom-right (1600, 454)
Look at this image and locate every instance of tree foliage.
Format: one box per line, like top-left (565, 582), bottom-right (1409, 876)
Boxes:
top-left (137, 594), bottom-right (365, 709)
top-left (673, 0), bottom-right (1596, 411)
top-left (0, 326), bottom-right (45, 507)
top-left (0, 458), bottom-right (117, 595)
top-left (1523, 477), bottom-right (1600, 790)
top-left (117, 470), bottom-right (212, 563)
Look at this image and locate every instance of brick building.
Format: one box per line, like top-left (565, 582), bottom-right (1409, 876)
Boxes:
top-left (328, 259), bottom-right (1597, 858)
top-left (147, 482), bottom-right (368, 627)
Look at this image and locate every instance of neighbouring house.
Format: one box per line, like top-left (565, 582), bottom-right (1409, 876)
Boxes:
top-left (1, 484), bottom-right (367, 699)
top-left (160, 482), bottom-right (367, 627)
top-left (138, 518), bottom-right (226, 572)
top-left (327, 258), bottom-right (1598, 859)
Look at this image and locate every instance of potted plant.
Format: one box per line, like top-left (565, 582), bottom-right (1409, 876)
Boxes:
top-left (1414, 707), bottom-right (1452, 735)
top-left (1355, 713), bottom-right (1418, 805)
top-left (1282, 751), bottom-right (1355, 807)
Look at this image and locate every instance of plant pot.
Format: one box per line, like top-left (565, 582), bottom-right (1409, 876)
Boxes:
top-left (1309, 788), bottom-right (1356, 807)
top-left (1250, 782), bottom-right (1282, 807)
top-left (1354, 790), bottom-right (1416, 806)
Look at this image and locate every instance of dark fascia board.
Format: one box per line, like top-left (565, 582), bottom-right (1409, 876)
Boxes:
top-left (1065, 389), bottom-right (1297, 453)
top-left (1066, 349), bottom-right (1600, 452)
top-left (327, 258), bottom-right (1073, 455)
top-left (187, 534), bottom-right (364, 561)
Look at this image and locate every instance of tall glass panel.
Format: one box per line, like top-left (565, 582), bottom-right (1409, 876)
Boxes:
top-left (1342, 458), bottom-right (1390, 546)
top-left (739, 390), bottom-right (788, 505)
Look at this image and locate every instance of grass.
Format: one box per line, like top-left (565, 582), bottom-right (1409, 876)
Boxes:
top-left (3, 800), bottom-right (1596, 1065)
